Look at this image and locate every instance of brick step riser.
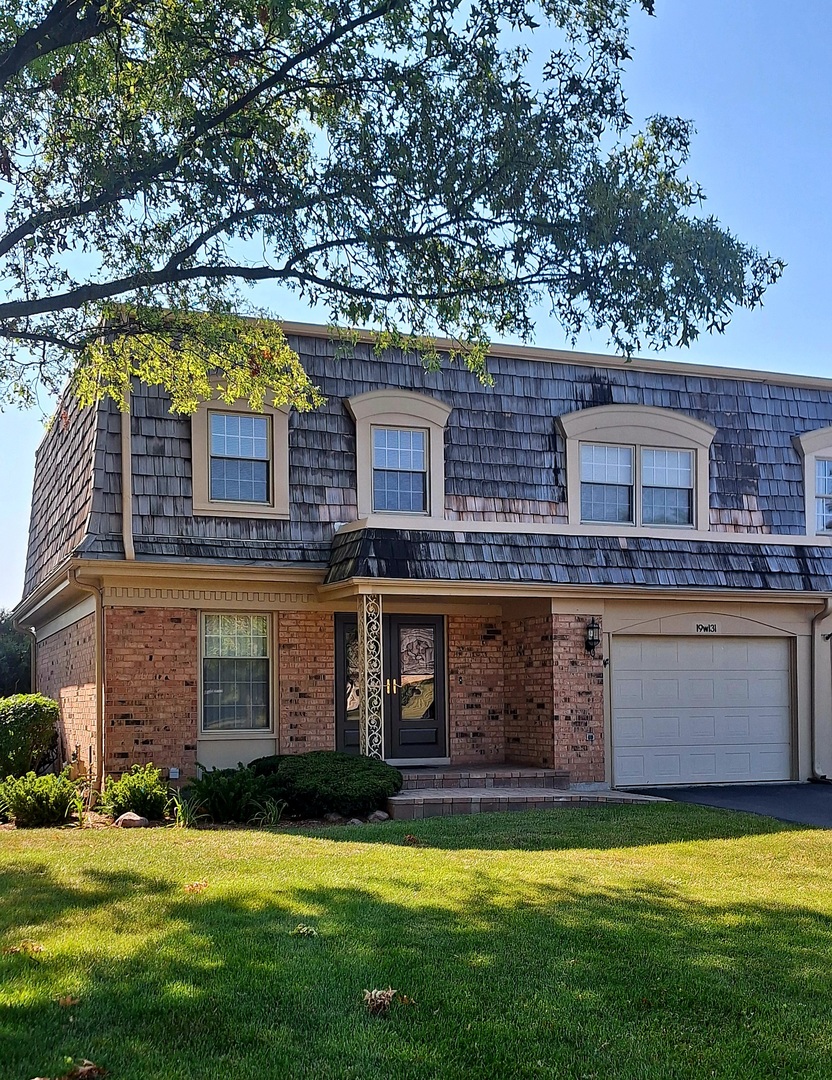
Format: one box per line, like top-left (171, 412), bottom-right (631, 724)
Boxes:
top-left (401, 775), bottom-right (569, 791)
top-left (387, 795), bottom-right (634, 820)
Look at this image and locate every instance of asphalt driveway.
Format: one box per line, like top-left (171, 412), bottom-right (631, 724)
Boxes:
top-left (626, 783), bottom-right (832, 828)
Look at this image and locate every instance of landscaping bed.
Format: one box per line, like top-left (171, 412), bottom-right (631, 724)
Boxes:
top-left (3, 803), bottom-right (832, 1079)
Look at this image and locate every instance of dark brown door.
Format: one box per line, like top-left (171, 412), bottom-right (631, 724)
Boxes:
top-left (335, 614), bottom-right (446, 760)
top-left (385, 615), bottom-right (446, 759)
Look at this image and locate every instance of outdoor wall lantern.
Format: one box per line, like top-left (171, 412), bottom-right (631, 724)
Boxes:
top-left (584, 618), bottom-right (601, 657)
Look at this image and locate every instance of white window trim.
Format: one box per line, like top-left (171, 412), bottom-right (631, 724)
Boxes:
top-left (558, 404), bottom-right (716, 531)
top-left (793, 425), bottom-right (832, 536)
top-left (346, 389), bottom-right (452, 523)
top-left (191, 395), bottom-right (290, 519)
top-left (198, 611), bottom-right (275, 740)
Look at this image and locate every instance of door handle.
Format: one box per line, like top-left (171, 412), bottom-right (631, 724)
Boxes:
top-left (385, 679), bottom-right (399, 694)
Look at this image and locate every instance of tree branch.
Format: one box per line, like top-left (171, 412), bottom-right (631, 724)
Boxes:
top-left (0, 0), bottom-right (401, 258)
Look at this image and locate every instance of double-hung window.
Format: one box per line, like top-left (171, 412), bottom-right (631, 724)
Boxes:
top-left (372, 427), bottom-right (428, 513)
top-left (202, 614), bottom-right (270, 732)
top-left (641, 449), bottom-right (694, 526)
top-left (209, 413), bottom-right (270, 504)
top-left (816, 459), bottom-right (832, 533)
top-left (580, 443), bottom-right (694, 526)
top-left (580, 444), bottom-right (634, 523)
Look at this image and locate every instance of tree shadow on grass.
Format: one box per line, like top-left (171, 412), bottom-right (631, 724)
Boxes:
top-left (3, 854), bottom-right (832, 1079)
top-left (299, 802), bottom-right (802, 852)
top-left (0, 863), bottom-right (174, 936)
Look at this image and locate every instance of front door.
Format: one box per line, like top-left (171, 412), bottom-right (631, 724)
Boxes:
top-left (335, 614), bottom-right (447, 760)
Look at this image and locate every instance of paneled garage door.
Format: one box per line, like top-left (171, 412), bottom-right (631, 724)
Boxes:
top-left (612, 637), bottom-right (792, 786)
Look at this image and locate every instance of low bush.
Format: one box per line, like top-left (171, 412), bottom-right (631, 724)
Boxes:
top-left (187, 765), bottom-right (274, 824)
top-left (0, 693), bottom-right (59, 778)
top-left (249, 751), bottom-right (403, 818)
top-left (100, 763), bottom-right (169, 820)
top-left (0, 769), bottom-right (77, 827)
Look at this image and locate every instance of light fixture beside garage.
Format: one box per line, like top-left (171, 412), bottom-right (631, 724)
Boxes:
top-left (584, 618), bottom-right (601, 657)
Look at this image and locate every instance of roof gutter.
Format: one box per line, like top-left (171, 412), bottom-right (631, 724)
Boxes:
top-left (809, 597), bottom-right (832, 782)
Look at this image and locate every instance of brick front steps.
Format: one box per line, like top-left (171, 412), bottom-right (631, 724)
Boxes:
top-left (387, 767), bottom-right (664, 819)
top-left (399, 767), bottom-right (570, 791)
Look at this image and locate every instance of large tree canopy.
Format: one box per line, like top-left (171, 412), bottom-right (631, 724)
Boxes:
top-left (0, 0), bottom-right (783, 412)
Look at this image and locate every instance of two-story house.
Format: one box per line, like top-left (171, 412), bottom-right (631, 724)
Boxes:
top-left (15, 322), bottom-right (832, 789)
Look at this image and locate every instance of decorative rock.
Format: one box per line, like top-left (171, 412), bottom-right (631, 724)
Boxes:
top-left (368, 810), bottom-right (390, 823)
top-left (346, 817), bottom-right (364, 826)
top-left (323, 812), bottom-right (343, 823)
top-left (113, 812), bottom-right (149, 828)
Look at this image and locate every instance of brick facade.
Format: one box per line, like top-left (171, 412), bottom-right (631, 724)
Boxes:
top-left (549, 614), bottom-right (605, 782)
top-left (103, 607), bottom-right (199, 778)
top-left (49, 603), bottom-right (605, 783)
top-left (277, 610), bottom-right (335, 753)
top-left (503, 614), bottom-right (557, 766)
top-left (447, 615), bottom-right (506, 764)
top-left (37, 612), bottom-right (97, 777)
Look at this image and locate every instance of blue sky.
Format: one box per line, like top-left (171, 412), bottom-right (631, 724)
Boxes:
top-left (2, 0), bottom-right (830, 608)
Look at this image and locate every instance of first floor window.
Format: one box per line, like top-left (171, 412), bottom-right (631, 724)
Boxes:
top-left (210, 412), bottom-right (270, 503)
top-left (202, 614), bottom-right (270, 731)
top-left (372, 426), bottom-right (428, 512)
top-left (642, 448), bottom-right (694, 525)
top-left (817, 459), bottom-right (832, 532)
top-left (580, 443), bottom-right (634, 523)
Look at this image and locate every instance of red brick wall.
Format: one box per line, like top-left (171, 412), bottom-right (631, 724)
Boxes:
top-left (550, 614), bottom-right (605, 782)
top-left (447, 615), bottom-right (505, 764)
top-left (37, 612), bottom-right (97, 777)
top-left (278, 611), bottom-right (335, 753)
top-left (103, 607), bottom-right (199, 778)
top-left (503, 615), bottom-right (556, 766)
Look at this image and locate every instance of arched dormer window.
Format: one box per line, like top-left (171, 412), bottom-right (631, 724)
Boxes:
top-left (346, 389), bottom-right (452, 521)
top-left (793, 425), bottom-right (832, 536)
top-left (557, 404), bottom-right (716, 530)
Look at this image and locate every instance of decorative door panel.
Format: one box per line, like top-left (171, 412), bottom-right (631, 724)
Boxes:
top-left (335, 614), bottom-right (446, 759)
top-left (386, 616), bottom-right (446, 759)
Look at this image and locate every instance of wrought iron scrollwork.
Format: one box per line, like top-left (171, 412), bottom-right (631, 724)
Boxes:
top-left (357, 593), bottom-right (383, 758)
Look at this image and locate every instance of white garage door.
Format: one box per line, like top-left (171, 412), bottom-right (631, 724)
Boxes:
top-left (612, 637), bottom-right (792, 786)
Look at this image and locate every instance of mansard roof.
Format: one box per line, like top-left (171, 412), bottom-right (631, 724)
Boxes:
top-left (21, 322), bottom-right (832, 601)
top-left (326, 528), bottom-right (832, 592)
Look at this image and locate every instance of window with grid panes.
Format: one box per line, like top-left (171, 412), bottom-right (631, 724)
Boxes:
top-left (372, 427), bottom-right (428, 512)
top-left (641, 448), bottom-right (694, 525)
top-left (209, 412), bottom-right (270, 503)
top-left (202, 614), bottom-right (270, 732)
top-left (580, 443), bottom-right (634, 523)
top-left (816, 459), bottom-right (832, 532)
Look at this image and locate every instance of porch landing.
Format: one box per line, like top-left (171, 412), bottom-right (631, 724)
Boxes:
top-left (388, 767), bottom-right (665, 819)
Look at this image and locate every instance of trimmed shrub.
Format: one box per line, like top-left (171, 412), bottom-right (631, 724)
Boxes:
top-left (187, 765), bottom-right (274, 824)
top-left (1, 770), bottom-right (77, 827)
top-left (0, 694), bottom-right (59, 778)
top-left (249, 751), bottom-right (403, 818)
top-left (100, 763), bottom-right (169, 820)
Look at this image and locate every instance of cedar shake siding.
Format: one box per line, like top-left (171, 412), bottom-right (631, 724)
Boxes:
top-left (49, 334), bottom-right (832, 577)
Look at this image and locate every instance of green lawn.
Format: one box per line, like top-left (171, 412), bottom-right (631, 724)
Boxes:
top-left (2, 805), bottom-right (832, 1079)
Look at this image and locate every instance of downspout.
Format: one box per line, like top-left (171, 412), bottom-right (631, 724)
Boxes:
top-left (809, 597), bottom-right (832, 783)
top-left (70, 568), bottom-right (105, 790)
top-left (27, 627), bottom-right (36, 694)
